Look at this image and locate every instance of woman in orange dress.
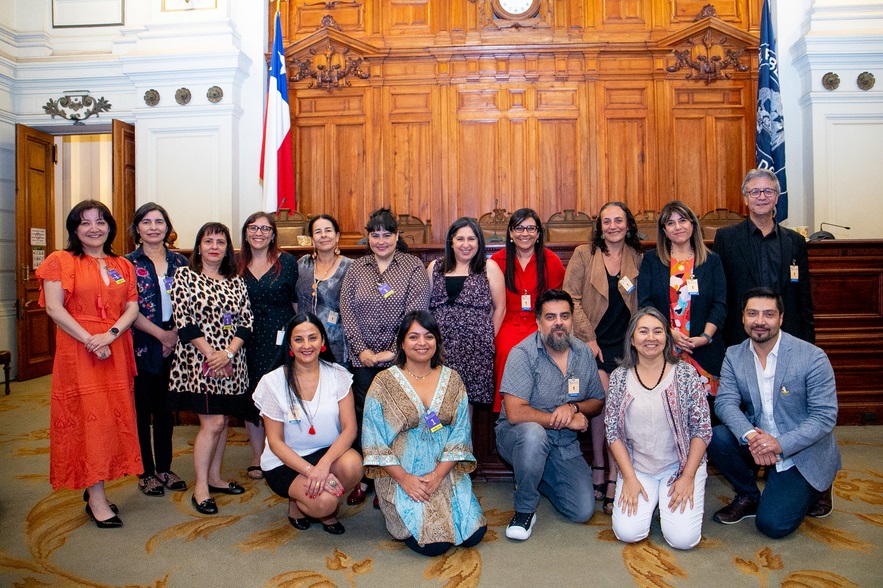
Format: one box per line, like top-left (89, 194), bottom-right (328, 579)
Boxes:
top-left (36, 200), bottom-right (142, 528)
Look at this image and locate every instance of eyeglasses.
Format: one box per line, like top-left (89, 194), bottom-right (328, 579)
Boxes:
top-left (745, 188), bottom-right (777, 199)
top-left (247, 225), bottom-right (273, 234)
top-left (512, 225), bottom-right (539, 234)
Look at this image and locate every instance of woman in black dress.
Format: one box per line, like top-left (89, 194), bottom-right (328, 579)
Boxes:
top-left (239, 211), bottom-right (298, 480)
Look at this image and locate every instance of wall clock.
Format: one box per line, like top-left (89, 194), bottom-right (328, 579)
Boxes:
top-left (491, 0), bottom-right (542, 21)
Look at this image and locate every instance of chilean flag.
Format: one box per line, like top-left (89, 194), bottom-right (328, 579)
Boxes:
top-left (260, 11), bottom-right (295, 213)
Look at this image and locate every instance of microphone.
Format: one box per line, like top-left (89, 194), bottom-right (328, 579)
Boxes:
top-left (809, 222), bottom-right (851, 241)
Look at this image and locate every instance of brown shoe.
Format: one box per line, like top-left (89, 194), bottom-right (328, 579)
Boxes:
top-left (713, 495), bottom-right (758, 524)
top-left (807, 485), bottom-right (834, 518)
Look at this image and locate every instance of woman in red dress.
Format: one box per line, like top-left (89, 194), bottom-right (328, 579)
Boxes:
top-left (36, 200), bottom-right (142, 528)
top-left (490, 208), bottom-right (565, 412)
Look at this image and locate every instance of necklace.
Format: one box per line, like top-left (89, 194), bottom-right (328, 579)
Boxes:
top-left (405, 366), bottom-right (433, 380)
top-left (671, 249), bottom-right (694, 272)
top-left (634, 362), bottom-right (667, 390)
top-left (292, 371), bottom-right (320, 435)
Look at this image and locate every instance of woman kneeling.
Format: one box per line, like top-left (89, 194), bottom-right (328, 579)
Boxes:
top-left (254, 313), bottom-right (363, 534)
top-left (363, 311), bottom-right (486, 556)
top-left (605, 307), bottom-right (712, 550)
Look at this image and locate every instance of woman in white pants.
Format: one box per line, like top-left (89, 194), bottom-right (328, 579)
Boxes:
top-left (605, 307), bottom-right (712, 550)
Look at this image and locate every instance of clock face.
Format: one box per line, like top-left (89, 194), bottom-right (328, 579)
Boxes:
top-left (493, 0), bottom-right (540, 19)
top-left (498, 0), bottom-right (534, 15)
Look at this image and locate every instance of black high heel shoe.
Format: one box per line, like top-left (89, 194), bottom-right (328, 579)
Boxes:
top-left (83, 489), bottom-right (119, 514)
top-left (85, 504), bottom-right (123, 528)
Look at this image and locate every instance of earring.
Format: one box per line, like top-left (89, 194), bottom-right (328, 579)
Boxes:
top-left (600, 234), bottom-right (605, 240)
top-left (311, 249), bottom-right (317, 260)
top-left (289, 350), bottom-right (295, 357)
top-left (197, 250), bottom-right (202, 255)
top-left (334, 246), bottom-right (341, 256)
top-left (321, 345), bottom-right (327, 352)
top-left (626, 231), bottom-right (631, 238)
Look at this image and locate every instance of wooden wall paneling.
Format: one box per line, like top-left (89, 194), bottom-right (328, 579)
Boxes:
top-left (712, 113), bottom-right (751, 212)
top-left (455, 86), bottom-right (503, 220)
top-left (602, 0), bottom-right (651, 29)
top-left (383, 0), bottom-right (432, 39)
top-left (506, 88), bottom-right (531, 211)
top-left (383, 86), bottom-right (435, 229)
top-left (669, 1), bottom-right (745, 26)
top-left (599, 81), bottom-right (653, 212)
top-left (288, 2), bottom-right (367, 38)
top-left (535, 86), bottom-right (581, 216)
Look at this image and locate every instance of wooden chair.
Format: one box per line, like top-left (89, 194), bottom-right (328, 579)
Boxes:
top-left (633, 209), bottom-right (660, 241)
top-left (478, 208), bottom-right (511, 243)
top-left (546, 209), bottom-right (594, 243)
top-left (396, 214), bottom-right (431, 245)
top-left (0, 350), bottom-right (10, 396)
top-left (275, 210), bottom-right (309, 247)
top-left (699, 208), bottom-right (744, 231)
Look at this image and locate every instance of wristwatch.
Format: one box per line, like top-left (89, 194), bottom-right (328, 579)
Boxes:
top-left (109, 327), bottom-right (120, 336)
top-left (701, 333), bottom-right (713, 344)
top-left (569, 402), bottom-right (579, 414)
top-left (225, 348), bottom-right (235, 360)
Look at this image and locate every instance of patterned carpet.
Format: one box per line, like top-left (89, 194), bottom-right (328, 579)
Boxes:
top-left (0, 376), bottom-right (881, 587)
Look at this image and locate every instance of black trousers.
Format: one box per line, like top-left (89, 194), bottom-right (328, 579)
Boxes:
top-left (134, 369), bottom-right (175, 477)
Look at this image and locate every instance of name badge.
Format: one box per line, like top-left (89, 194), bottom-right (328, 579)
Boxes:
top-left (790, 265), bottom-right (799, 282)
top-left (423, 410), bottom-right (443, 433)
top-left (223, 313), bottom-right (232, 330)
top-left (686, 279), bottom-right (699, 295)
top-left (287, 406), bottom-right (301, 424)
top-left (163, 276), bottom-right (174, 293)
top-left (275, 329), bottom-right (285, 346)
top-left (327, 310), bottom-right (339, 325)
top-left (377, 283), bottom-right (394, 298)
top-left (107, 268), bottom-right (125, 285)
top-left (619, 276), bottom-right (634, 293)
top-left (521, 292), bottom-right (531, 311)
top-left (567, 378), bottom-right (580, 397)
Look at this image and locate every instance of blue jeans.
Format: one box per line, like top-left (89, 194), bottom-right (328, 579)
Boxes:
top-left (708, 424), bottom-right (819, 538)
top-left (495, 421), bottom-right (595, 522)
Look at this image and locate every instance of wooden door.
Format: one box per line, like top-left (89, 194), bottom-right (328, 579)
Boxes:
top-left (15, 124), bottom-right (56, 381)
top-left (112, 119), bottom-right (136, 255)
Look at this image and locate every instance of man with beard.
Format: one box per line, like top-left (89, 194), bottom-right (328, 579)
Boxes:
top-left (708, 287), bottom-right (840, 538)
top-left (495, 289), bottom-right (605, 540)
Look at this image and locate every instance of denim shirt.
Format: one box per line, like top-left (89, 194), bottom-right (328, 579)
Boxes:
top-left (125, 246), bottom-right (188, 375)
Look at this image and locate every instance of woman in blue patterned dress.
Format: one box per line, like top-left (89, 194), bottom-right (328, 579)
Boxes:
top-left (362, 311), bottom-right (486, 557)
top-left (427, 217), bottom-right (505, 406)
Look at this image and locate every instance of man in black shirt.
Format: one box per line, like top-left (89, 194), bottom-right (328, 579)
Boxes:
top-left (713, 169), bottom-right (814, 346)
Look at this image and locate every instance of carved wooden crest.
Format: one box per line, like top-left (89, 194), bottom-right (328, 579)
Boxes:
top-left (658, 12), bottom-right (757, 84)
top-left (285, 29), bottom-right (387, 91)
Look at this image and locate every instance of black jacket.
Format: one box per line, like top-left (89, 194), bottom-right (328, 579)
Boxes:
top-left (638, 249), bottom-right (728, 376)
top-left (713, 219), bottom-right (814, 346)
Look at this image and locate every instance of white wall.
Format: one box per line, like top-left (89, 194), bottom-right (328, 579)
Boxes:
top-left (786, 0), bottom-right (883, 239)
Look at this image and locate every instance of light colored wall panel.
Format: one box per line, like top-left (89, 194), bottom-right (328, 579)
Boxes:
top-left (827, 117), bottom-right (883, 239)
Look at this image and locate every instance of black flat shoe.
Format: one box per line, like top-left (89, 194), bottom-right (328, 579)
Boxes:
top-left (288, 516), bottom-right (310, 530)
top-left (191, 495), bottom-right (218, 515)
top-left (320, 520), bottom-right (345, 535)
top-left (85, 504), bottom-right (123, 528)
top-left (82, 490), bottom-right (118, 513)
top-left (208, 481), bottom-right (245, 495)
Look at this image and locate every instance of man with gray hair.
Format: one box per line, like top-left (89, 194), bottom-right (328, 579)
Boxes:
top-left (495, 289), bottom-right (605, 540)
top-left (713, 168), bottom-right (814, 346)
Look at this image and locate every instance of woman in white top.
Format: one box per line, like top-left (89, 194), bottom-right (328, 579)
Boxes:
top-left (604, 307), bottom-right (712, 550)
top-left (253, 313), bottom-right (363, 534)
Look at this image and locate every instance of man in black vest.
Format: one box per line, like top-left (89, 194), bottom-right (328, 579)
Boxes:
top-left (713, 169), bottom-right (814, 346)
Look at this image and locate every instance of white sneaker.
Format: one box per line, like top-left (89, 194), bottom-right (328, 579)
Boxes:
top-left (506, 511), bottom-right (536, 540)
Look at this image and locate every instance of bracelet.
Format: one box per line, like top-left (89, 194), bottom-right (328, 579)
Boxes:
top-left (569, 402), bottom-right (579, 414)
top-left (701, 333), bottom-right (713, 345)
top-left (304, 465), bottom-right (312, 475)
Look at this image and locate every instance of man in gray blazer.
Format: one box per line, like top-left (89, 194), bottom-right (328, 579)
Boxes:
top-left (707, 287), bottom-right (840, 538)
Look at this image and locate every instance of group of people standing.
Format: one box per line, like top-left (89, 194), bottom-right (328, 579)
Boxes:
top-left (36, 167), bottom-right (838, 555)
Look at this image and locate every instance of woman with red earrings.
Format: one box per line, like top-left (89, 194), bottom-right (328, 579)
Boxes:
top-left (253, 312), bottom-right (362, 534)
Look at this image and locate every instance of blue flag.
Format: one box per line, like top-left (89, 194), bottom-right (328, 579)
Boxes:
top-left (756, 0), bottom-right (788, 222)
